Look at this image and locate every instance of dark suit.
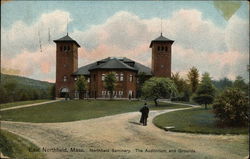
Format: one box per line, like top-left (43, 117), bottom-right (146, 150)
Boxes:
top-left (139, 106), bottom-right (149, 126)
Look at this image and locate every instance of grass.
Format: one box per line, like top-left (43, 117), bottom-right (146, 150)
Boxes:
top-left (0, 99), bottom-right (50, 109)
top-left (0, 129), bottom-right (46, 159)
top-left (0, 100), bottom-right (189, 123)
top-left (153, 106), bottom-right (248, 134)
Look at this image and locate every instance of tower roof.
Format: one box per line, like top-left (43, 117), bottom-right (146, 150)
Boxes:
top-left (54, 34), bottom-right (80, 47)
top-left (149, 33), bottom-right (174, 48)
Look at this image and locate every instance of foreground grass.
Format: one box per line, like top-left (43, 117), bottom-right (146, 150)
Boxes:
top-left (1, 100), bottom-right (189, 123)
top-left (0, 99), bottom-right (50, 109)
top-left (153, 106), bottom-right (248, 134)
top-left (0, 129), bottom-right (46, 159)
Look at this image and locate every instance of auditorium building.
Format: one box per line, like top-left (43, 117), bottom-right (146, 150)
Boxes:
top-left (54, 33), bottom-right (174, 98)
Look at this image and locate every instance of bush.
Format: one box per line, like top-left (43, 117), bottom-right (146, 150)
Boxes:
top-left (212, 88), bottom-right (248, 127)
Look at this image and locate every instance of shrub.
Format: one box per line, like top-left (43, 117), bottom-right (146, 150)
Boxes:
top-left (212, 88), bottom-right (248, 127)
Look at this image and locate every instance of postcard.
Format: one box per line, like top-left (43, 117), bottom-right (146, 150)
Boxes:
top-left (0, 1), bottom-right (249, 159)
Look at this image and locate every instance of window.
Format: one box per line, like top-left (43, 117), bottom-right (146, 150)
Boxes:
top-left (129, 75), bottom-right (133, 82)
top-left (64, 46), bottom-right (67, 52)
top-left (158, 46), bottom-right (160, 51)
top-left (63, 75), bottom-right (67, 82)
top-left (115, 73), bottom-right (119, 81)
top-left (119, 91), bottom-right (123, 95)
top-left (165, 46), bottom-right (168, 52)
top-left (67, 46), bottom-right (70, 51)
top-left (102, 91), bottom-right (106, 96)
top-left (120, 73), bottom-right (124, 81)
top-left (161, 46), bottom-right (164, 51)
top-left (102, 74), bottom-right (105, 81)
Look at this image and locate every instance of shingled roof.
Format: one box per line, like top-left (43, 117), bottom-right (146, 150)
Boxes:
top-left (54, 34), bottom-right (81, 47)
top-left (149, 33), bottom-right (174, 48)
top-left (73, 57), bottom-right (152, 76)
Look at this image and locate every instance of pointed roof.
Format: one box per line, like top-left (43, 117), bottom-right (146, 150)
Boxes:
top-left (54, 34), bottom-right (80, 47)
top-left (149, 33), bottom-right (174, 47)
top-left (89, 57), bottom-right (137, 71)
top-left (73, 57), bottom-right (152, 76)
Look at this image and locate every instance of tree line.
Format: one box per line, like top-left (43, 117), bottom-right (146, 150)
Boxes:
top-left (0, 80), bottom-right (55, 104)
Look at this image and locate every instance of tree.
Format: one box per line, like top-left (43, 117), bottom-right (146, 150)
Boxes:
top-left (32, 89), bottom-right (40, 100)
top-left (0, 84), bottom-right (8, 103)
top-left (213, 88), bottom-right (248, 127)
top-left (193, 72), bottom-right (216, 109)
top-left (50, 84), bottom-right (56, 100)
top-left (233, 76), bottom-right (248, 94)
top-left (3, 80), bottom-right (17, 102)
top-left (104, 72), bottom-right (117, 99)
top-left (136, 72), bottom-right (148, 98)
top-left (171, 72), bottom-right (191, 102)
top-left (20, 90), bottom-right (29, 101)
top-left (75, 76), bottom-right (88, 99)
top-left (187, 66), bottom-right (199, 93)
top-left (142, 77), bottom-right (177, 106)
top-left (212, 77), bottom-right (233, 91)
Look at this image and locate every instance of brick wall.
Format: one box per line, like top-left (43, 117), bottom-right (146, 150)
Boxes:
top-left (89, 70), bottom-right (137, 98)
top-left (151, 41), bottom-right (173, 78)
top-left (55, 42), bottom-right (78, 97)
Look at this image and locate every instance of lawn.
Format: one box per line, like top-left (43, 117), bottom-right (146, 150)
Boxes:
top-left (1, 100), bottom-right (189, 123)
top-left (0, 99), bottom-right (50, 109)
top-left (153, 106), bottom-right (248, 134)
top-left (0, 129), bottom-right (46, 159)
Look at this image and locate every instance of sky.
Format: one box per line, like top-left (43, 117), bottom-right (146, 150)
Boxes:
top-left (1, 1), bottom-right (249, 82)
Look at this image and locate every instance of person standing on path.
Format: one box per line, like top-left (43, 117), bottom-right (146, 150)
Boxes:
top-left (139, 103), bottom-right (149, 126)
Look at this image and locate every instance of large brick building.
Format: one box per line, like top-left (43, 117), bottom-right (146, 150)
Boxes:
top-left (54, 33), bottom-right (174, 98)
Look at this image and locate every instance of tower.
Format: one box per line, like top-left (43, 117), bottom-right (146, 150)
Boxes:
top-left (54, 34), bottom-right (80, 97)
top-left (150, 33), bottom-right (174, 78)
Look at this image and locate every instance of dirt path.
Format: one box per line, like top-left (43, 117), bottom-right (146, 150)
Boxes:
top-left (0, 100), bottom-right (61, 111)
top-left (1, 107), bottom-right (248, 159)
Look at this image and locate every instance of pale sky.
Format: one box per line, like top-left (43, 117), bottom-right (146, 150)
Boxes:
top-left (1, 1), bottom-right (249, 82)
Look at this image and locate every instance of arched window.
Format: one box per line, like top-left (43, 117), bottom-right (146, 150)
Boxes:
top-left (64, 46), bottom-right (67, 52)
top-left (165, 46), bottom-right (168, 52)
top-left (158, 46), bottom-right (160, 51)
